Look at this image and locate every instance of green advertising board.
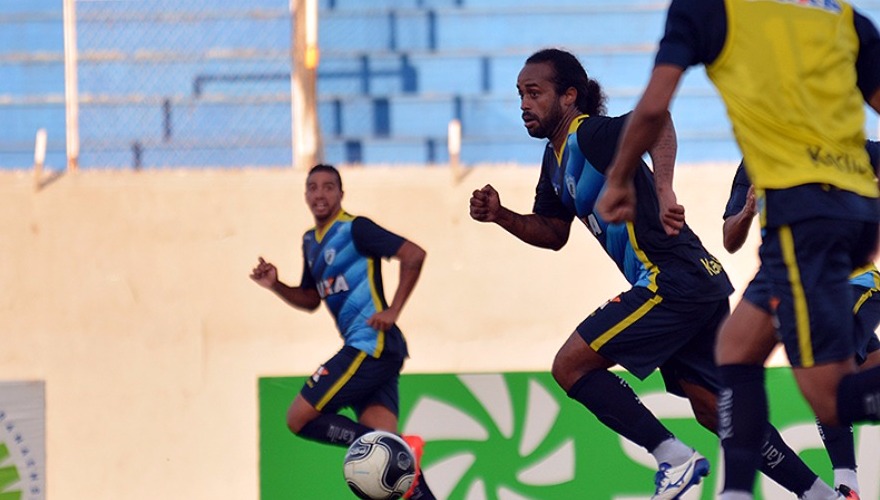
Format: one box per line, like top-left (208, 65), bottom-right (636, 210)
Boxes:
top-left (259, 369), bottom-right (880, 499)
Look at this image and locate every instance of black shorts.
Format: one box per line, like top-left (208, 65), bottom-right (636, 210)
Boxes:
top-left (745, 271), bottom-right (880, 365)
top-left (759, 218), bottom-right (878, 367)
top-left (576, 286), bottom-right (728, 397)
top-left (300, 345), bottom-right (404, 417)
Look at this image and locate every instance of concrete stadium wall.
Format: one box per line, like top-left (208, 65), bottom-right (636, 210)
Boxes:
top-left (0, 163), bottom-right (759, 499)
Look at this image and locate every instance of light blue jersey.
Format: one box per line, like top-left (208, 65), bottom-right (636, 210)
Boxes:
top-left (301, 211), bottom-right (408, 358)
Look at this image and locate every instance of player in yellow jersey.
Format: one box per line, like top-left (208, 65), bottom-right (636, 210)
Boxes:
top-left (723, 145), bottom-right (880, 499)
top-left (595, 1), bottom-right (880, 498)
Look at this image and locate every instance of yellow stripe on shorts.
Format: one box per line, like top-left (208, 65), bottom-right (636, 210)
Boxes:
top-left (315, 350), bottom-right (367, 411)
top-left (590, 294), bottom-right (663, 351)
top-left (779, 225), bottom-right (813, 367)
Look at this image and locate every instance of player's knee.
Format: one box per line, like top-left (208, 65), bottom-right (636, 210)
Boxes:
top-left (812, 402), bottom-right (840, 427)
top-left (551, 356), bottom-right (586, 392)
top-left (693, 406), bottom-right (717, 433)
top-left (286, 408), bottom-right (308, 435)
top-left (286, 417), bottom-right (302, 435)
top-left (550, 353), bottom-right (571, 390)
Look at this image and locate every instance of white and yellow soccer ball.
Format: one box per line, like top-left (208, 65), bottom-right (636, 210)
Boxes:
top-left (343, 431), bottom-right (416, 500)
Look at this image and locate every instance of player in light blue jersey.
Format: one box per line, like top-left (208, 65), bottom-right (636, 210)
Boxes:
top-left (250, 164), bottom-right (435, 499)
top-left (596, 1), bottom-right (880, 497)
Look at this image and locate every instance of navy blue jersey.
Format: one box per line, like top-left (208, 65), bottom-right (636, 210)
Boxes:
top-left (722, 160), bottom-right (751, 221)
top-left (533, 114), bottom-right (733, 301)
top-left (868, 139), bottom-right (880, 169)
top-left (300, 211), bottom-right (408, 358)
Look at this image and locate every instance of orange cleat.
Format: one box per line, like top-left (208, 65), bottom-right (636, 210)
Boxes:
top-left (837, 485), bottom-right (860, 500)
top-left (401, 435), bottom-right (425, 499)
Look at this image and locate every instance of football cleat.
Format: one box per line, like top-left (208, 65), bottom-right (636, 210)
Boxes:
top-left (837, 485), bottom-right (860, 500)
top-left (651, 451), bottom-right (710, 500)
top-left (401, 435), bottom-right (425, 499)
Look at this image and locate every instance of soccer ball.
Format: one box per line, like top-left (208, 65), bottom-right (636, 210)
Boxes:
top-left (343, 431), bottom-right (416, 500)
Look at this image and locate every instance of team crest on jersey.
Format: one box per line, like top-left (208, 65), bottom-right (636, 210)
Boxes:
top-left (324, 248), bottom-right (336, 265)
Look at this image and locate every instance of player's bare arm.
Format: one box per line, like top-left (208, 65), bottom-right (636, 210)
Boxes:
top-left (469, 184), bottom-right (571, 250)
top-left (250, 256), bottom-right (321, 311)
top-left (367, 240), bottom-right (426, 331)
top-left (870, 87), bottom-right (880, 113)
top-left (722, 185), bottom-right (757, 254)
top-left (598, 64), bottom-right (684, 223)
top-left (649, 113), bottom-right (685, 236)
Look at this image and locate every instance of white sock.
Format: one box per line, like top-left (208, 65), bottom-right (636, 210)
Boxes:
top-left (833, 468), bottom-right (859, 493)
top-left (651, 437), bottom-right (693, 467)
top-left (719, 491), bottom-right (753, 500)
top-left (800, 477), bottom-right (839, 500)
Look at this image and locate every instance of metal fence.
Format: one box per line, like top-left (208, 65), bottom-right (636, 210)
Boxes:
top-left (4, 0), bottom-right (880, 170)
top-left (75, 0), bottom-right (295, 168)
top-left (0, 0), bottom-right (298, 170)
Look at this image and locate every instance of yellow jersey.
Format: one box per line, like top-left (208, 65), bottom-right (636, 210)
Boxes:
top-left (707, 0), bottom-right (878, 198)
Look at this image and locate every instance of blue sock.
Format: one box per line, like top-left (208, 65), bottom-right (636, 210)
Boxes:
top-left (837, 365), bottom-right (880, 425)
top-left (567, 370), bottom-right (673, 452)
top-left (816, 418), bottom-right (856, 470)
top-left (297, 413), bottom-right (372, 446)
top-left (719, 364), bottom-right (766, 494)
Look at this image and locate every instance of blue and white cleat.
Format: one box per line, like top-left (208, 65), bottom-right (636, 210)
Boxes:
top-left (651, 451), bottom-right (710, 500)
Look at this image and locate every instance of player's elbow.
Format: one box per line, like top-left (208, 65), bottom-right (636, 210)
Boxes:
top-left (298, 289), bottom-right (322, 311)
top-left (547, 233), bottom-right (569, 251)
top-left (549, 242), bottom-right (566, 252)
top-left (538, 216), bottom-right (570, 251)
top-left (722, 236), bottom-right (742, 254)
top-left (411, 244), bottom-right (427, 265)
top-left (641, 107), bottom-right (671, 131)
top-left (398, 241), bottom-right (426, 269)
top-left (721, 220), bottom-right (745, 254)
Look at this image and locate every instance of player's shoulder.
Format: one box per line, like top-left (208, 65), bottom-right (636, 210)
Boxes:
top-left (667, 0), bottom-right (724, 22)
top-left (576, 113), bottom-right (627, 139)
top-left (350, 214), bottom-right (372, 228)
top-left (350, 215), bottom-right (388, 237)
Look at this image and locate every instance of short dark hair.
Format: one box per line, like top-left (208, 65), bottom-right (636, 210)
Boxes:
top-left (307, 164), bottom-right (343, 191)
top-left (525, 48), bottom-right (607, 116)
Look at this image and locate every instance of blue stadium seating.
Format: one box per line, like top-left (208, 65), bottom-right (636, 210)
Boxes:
top-left (2, 0), bottom-right (880, 168)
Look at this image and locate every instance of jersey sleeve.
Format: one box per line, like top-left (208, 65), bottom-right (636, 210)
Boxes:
top-left (854, 10), bottom-right (880, 101)
top-left (299, 244), bottom-right (317, 289)
top-left (575, 113), bottom-right (628, 173)
top-left (351, 216), bottom-right (406, 259)
top-left (722, 161), bottom-right (751, 220)
top-left (867, 140), bottom-right (880, 173)
top-left (655, 0), bottom-right (726, 68)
